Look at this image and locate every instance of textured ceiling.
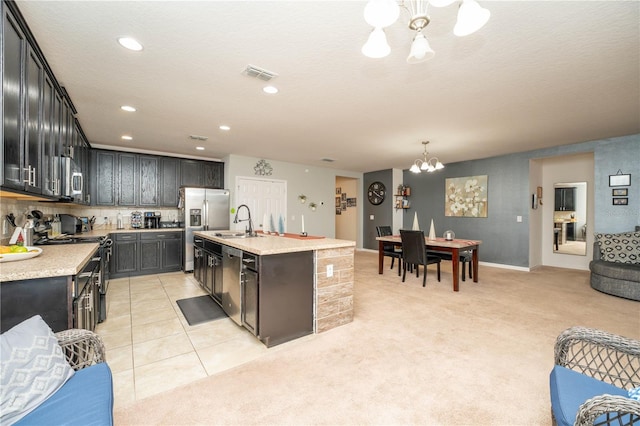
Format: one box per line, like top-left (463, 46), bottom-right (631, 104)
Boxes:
top-left (14, 1), bottom-right (640, 173)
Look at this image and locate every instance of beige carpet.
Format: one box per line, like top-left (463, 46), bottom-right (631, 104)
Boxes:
top-left (114, 250), bottom-right (639, 425)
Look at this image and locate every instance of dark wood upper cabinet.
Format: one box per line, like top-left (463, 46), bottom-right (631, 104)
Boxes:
top-left (180, 159), bottom-right (203, 187)
top-left (203, 161), bottom-right (224, 188)
top-left (91, 150), bottom-right (116, 206)
top-left (160, 157), bottom-right (180, 207)
top-left (118, 153), bottom-right (137, 206)
top-left (2, 8), bottom-right (26, 189)
top-left (139, 155), bottom-right (158, 207)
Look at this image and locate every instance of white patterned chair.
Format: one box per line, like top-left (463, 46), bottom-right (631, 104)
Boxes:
top-left (1, 316), bottom-right (113, 425)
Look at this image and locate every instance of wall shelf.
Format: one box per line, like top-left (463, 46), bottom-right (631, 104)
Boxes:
top-left (394, 186), bottom-right (410, 210)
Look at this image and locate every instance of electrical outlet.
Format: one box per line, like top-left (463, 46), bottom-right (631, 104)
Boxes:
top-left (326, 264), bottom-right (334, 277)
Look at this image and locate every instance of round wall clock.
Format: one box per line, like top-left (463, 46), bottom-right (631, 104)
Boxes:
top-left (367, 181), bottom-right (386, 205)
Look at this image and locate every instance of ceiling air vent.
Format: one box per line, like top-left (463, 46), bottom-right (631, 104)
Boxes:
top-left (189, 135), bottom-right (208, 141)
top-left (242, 65), bottom-right (278, 82)
top-left (321, 158), bottom-right (335, 163)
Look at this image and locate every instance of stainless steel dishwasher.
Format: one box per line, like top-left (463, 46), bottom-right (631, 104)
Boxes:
top-left (221, 246), bottom-right (242, 325)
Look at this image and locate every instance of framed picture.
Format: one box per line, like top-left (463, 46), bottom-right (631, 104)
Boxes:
top-left (335, 197), bottom-right (341, 207)
top-left (347, 198), bottom-right (356, 207)
top-left (335, 207), bottom-right (341, 215)
top-left (609, 173), bottom-right (631, 187)
top-left (341, 193), bottom-right (347, 201)
top-left (612, 188), bottom-right (628, 196)
top-left (445, 175), bottom-right (488, 217)
top-left (336, 187), bottom-right (341, 195)
top-left (612, 198), bottom-right (628, 205)
top-left (341, 202), bottom-right (347, 211)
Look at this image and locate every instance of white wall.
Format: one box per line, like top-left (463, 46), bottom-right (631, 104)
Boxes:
top-left (224, 154), bottom-right (363, 247)
top-left (541, 152), bottom-right (595, 270)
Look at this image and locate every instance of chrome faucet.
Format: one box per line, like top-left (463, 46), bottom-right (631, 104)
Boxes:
top-left (233, 204), bottom-right (254, 236)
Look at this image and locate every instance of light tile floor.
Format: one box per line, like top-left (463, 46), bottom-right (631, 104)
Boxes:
top-left (95, 271), bottom-right (269, 408)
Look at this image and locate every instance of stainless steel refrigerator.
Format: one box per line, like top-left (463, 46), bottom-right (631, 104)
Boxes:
top-left (180, 187), bottom-right (230, 271)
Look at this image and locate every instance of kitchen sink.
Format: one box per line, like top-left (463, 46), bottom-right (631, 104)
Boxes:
top-left (214, 232), bottom-right (263, 239)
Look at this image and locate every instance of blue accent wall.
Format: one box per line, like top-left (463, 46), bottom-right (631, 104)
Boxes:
top-left (364, 134), bottom-right (639, 268)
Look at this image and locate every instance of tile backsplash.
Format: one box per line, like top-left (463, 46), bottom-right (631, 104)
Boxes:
top-left (1, 198), bottom-right (181, 243)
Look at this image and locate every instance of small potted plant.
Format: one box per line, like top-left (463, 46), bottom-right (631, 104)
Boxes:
top-left (298, 194), bottom-right (307, 204)
top-left (309, 202), bottom-right (317, 211)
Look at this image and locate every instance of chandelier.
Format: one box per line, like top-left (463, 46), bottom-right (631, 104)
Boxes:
top-left (410, 141), bottom-right (444, 173)
top-left (361, 0), bottom-right (490, 63)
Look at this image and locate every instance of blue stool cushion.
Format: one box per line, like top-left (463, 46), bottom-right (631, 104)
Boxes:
top-left (550, 365), bottom-right (629, 426)
top-left (15, 363), bottom-right (113, 426)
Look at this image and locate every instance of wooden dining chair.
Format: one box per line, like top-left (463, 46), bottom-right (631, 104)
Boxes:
top-left (376, 225), bottom-right (402, 276)
top-left (399, 230), bottom-right (441, 287)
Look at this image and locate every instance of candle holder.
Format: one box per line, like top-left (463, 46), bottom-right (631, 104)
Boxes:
top-left (299, 232), bottom-right (308, 237)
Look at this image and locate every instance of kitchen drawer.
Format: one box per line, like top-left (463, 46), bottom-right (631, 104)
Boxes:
top-left (141, 231), bottom-right (182, 240)
top-left (115, 232), bottom-right (139, 241)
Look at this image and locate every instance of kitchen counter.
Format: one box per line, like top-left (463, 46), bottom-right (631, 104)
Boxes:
top-left (194, 231), bottom-right (354, 255)
top-left (196, 230), bottom-right (355, 338)
top-left (0, 243), bottom-right (99, 282)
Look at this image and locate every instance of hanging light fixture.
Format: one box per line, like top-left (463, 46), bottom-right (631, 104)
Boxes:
top-left (361, 0), bottom-right (490, 64)
top-left (409, 141), bottom-right (444, 173)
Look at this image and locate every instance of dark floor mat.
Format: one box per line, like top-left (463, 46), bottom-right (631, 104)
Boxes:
top-left (176, 295), bottom-right (227, 326)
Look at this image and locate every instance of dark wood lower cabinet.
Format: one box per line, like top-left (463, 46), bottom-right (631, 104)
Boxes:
top-left (111, 231), bottom-right (183, 278)
top-left (0, 276), bottom-right (70, 333)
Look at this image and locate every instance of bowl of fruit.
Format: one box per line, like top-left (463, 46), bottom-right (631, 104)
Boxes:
top-left (0, 245), bottom-right (43, 263)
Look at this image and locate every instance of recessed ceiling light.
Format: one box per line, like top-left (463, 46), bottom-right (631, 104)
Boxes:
top-left (121, 135), bottom-right (133, 141)
top-left (121, 105), bottom-right (136, 112)
top-left (117, 37), bottom-right (143, 51)
top-left (219, 125), bottom-right (230, 131)
top-left (263, 85), bottom-right (278, 94)
top-left (196, 146), bottom-right (205, 151)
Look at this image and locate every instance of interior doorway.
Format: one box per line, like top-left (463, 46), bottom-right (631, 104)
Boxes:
top-left (335, 176), bottom-right (358, 241)
top-left (234, 177), bottom-right (287, 233)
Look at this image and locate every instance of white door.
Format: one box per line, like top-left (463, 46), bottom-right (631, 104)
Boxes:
top-left (235, 177), bottom-right (287, 233)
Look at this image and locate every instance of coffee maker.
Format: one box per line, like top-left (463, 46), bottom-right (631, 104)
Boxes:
top-left (143, 211), bottom-right (161, 229)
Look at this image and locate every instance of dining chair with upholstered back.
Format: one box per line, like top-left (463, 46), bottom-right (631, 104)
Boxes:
top-left (376, 225), bottom-right (402, 276)
top-left (400, 230), bottom-right (441, 287)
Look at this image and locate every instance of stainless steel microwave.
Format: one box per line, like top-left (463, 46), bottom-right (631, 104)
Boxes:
top-left (63, 156), bottom-right (83, 197)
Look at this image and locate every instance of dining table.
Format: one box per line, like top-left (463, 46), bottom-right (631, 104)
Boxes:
top-left (376, 235), bottom-right (482, 292)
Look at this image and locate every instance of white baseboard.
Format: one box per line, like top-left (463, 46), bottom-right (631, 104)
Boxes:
top-left (359, 248), bottom-right (531, 272)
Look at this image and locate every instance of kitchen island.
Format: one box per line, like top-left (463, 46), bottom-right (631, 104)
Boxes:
top-left (194, 231), bottom-right (355, 346)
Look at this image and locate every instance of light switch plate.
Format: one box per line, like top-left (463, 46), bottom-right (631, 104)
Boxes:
top-left (326, 264), bottom-right (334, 277)
top-left (517, 215), bottom-right (522, 222)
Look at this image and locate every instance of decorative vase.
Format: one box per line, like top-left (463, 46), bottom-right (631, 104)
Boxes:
top-left (428, 219), bottom-right (436, 240)
top-left (412, 212), bottom-right (420, 231)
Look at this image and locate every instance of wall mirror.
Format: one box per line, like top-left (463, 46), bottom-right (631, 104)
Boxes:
top-left (553, 182), bottom-right (587, 256)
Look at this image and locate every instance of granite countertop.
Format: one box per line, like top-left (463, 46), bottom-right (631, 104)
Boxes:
top-left (195, 231), bottom-right (355, 255)
top-left (0, 243), bottom-right (99, 282)
top-left (74, 227), bottom-right (184, 239)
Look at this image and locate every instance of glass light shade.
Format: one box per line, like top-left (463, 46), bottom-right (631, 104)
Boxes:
top-left (434, 160), bottom-right (444, 170)
top-left (364, 0), bottom-right (400, 28)
top-left (362, 28), bottom-right (391, 58)
top-left (420, 161), bottom-right (429, 171)
top-left (410, 163), bottom-right (421, 173)
top-left (454, 0), bottom-right (490, 37)
top-left (428, 0), bottom-right (456, 7)
top-left (406, 33), bottom-right (435, 64)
